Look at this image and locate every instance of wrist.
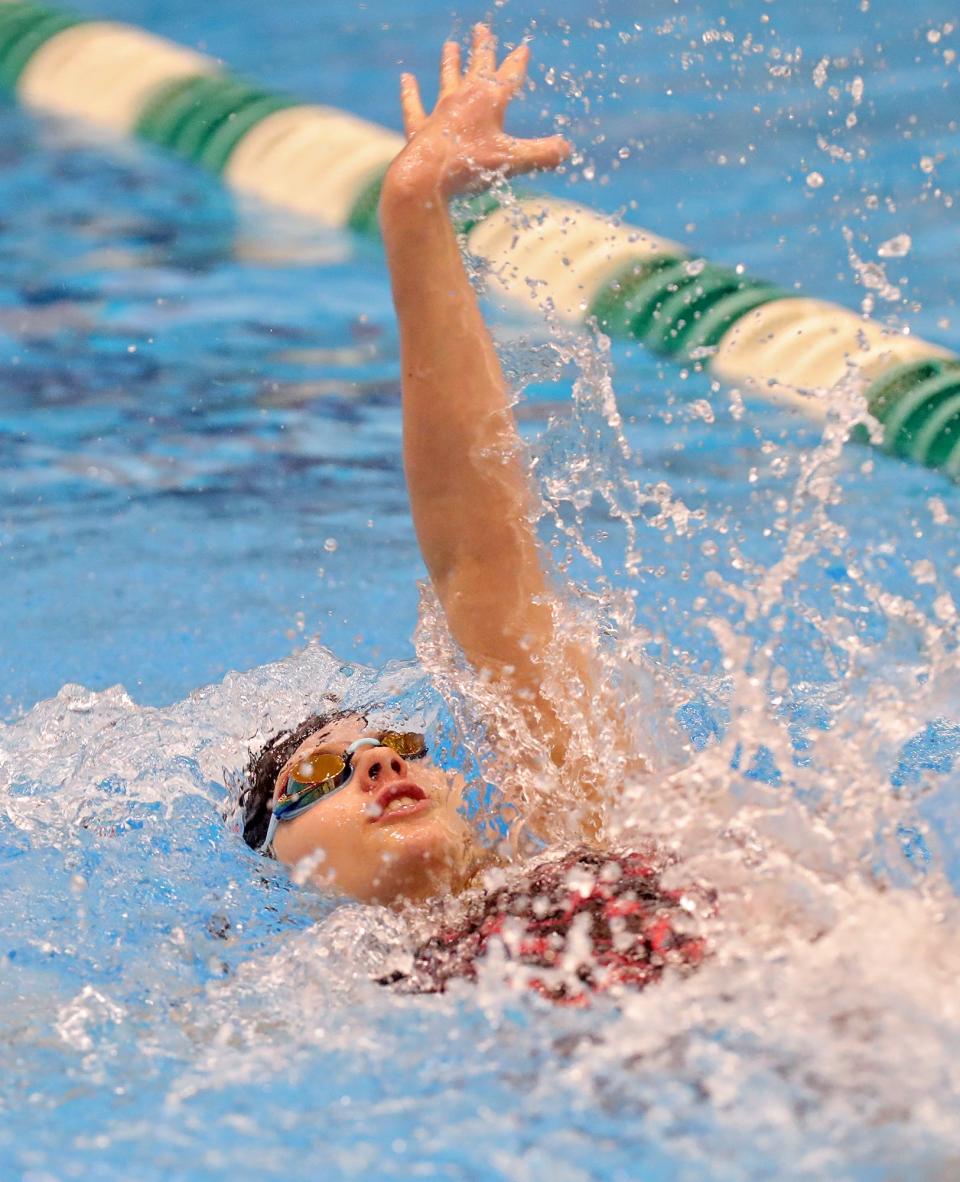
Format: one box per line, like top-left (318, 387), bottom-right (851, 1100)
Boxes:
top-left (382, 142), bottom-right (450, 207)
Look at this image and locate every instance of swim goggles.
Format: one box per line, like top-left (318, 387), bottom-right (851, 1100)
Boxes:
top-left (260, 731), bottom-right (427, 853)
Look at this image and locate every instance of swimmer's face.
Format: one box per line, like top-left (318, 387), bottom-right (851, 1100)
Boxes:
top-left (269, 715), bottom-right (474, 906)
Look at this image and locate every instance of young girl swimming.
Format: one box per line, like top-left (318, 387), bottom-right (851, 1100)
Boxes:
top-left (238, 26), bottom-right (706, 1000)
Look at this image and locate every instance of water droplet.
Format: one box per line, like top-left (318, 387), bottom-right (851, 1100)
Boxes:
top-left (933, 593), bottom-right (956, 621)
top-left (928, 497), bottom-right (951, 525)
top-left (877, 233), bottom-right (911, 258)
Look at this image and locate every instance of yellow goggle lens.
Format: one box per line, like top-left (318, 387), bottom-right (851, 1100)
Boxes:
top-left (380, 731), bottom-right (427, 758)
top-left (289, 751), bottom-right (347, 787)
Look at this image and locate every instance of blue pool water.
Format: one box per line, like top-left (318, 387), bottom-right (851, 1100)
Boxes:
top-left (2, 0), bottom-right (960, 1178)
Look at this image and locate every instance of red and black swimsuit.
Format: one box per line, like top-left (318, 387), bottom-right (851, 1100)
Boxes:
top-left (384, 847), bottom-right (710, 1004)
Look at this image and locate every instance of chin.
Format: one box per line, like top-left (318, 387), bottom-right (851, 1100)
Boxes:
top-left (368, 816), bottom-right (465, 904)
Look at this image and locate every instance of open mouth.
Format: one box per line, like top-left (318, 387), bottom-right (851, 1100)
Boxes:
top-left (367, 781), bottom-right (430, 823)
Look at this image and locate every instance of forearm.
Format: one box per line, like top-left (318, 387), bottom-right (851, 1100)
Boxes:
top-left (381, 168), bottom-right (553, 671)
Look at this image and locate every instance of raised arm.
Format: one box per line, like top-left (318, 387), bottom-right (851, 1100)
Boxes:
top-left (380, 27), bottom-right (624, 837)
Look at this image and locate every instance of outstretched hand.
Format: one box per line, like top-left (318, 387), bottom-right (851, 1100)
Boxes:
top-left (389, 23), bottom-right (571, 199)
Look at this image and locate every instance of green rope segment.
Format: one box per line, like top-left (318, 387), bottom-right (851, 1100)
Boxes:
top-left (347, 170), bottom-right (386, 236)
top-left (135, 73), bottom-right (295, 174)
top-left (590, 255), bottom-right (684, 335)
top-left (864, 358), bottom-right (960, 468)
top-left (679, 284), bottom-right (786, 360)
top-left (0, 2), bottom-right (84, 89)
top-left (589, 256), bottom-right (787, 361)
top-left (453, 190), bottom-right (504, 237)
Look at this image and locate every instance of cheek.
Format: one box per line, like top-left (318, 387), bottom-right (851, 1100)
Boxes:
top-left (274, 794), bottom-right (366, 865)
top-left (310, 794), bottom-right (372, 852)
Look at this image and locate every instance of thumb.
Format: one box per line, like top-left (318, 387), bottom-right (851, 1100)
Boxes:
top-left (512, 134), bottom-right (571, 173)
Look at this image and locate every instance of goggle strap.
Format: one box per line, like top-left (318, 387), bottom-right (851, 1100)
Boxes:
top-left (260, 811), bottom-right (279, 854)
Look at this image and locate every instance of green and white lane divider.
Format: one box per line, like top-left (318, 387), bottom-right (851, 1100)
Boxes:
top-left (3, 0), bottom-right (960, 475)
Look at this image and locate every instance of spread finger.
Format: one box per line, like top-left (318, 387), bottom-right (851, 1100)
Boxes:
top-left (495, 43), bottom-right (530, 96)
top-left (400, 73), bottom-right (426, 137)
top-left (440, 40), bottom-right (461, 97)
top-left (468, 23), bottom-right (496, 78)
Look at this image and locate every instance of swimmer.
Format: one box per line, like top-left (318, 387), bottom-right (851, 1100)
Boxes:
top-left (238, 27), bottom-right (705, 999)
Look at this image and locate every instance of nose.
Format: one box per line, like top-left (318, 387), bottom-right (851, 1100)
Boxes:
top-left (352, 744), bottom-right (408, 793)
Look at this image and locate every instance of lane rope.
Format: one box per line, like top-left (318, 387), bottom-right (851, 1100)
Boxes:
top-left (1, 0), bottom-right (956, 475)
